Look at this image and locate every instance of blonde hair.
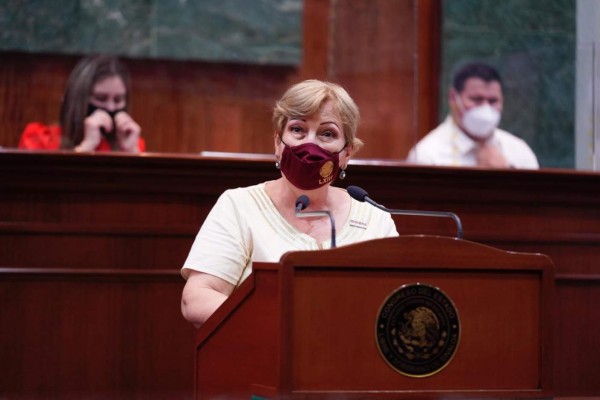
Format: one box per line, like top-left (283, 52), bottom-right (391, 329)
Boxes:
top-left (272, 79), bottom-right (363, 152)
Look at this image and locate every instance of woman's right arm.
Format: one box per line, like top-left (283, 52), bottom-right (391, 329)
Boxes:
top-left (181, 270), bottom-right (235, 328)
top-left (18, 123), bottom-right (61, 150)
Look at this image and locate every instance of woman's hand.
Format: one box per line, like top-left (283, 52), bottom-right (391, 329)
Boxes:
top-left (114, 111), bottom-right (142, 153)
top-left (77, 109), bottom-right (113, 152)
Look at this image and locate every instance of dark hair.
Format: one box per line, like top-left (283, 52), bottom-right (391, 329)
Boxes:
top-left (452, 62), bottom-right (502, 93)
top-left (59, 55), bottom-right (131, 149)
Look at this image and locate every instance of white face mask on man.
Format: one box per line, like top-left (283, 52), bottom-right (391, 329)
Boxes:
top-left (455, 95), bottom-right (501, 140)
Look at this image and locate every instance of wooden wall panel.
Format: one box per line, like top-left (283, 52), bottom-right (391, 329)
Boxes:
top-left (329, 0), bottom-right (419, 159)
top-left (417, 0), bottom-right (442, 142)
top-left (300, 0), bottom-right (440, 159)
top-left (127, 58), bottom-right (294, 154)
top-left (0, 269), bottom-right (195, 399)
top-left (554, 280), bottom-right (600, 395)
top-left (0, 152), bottom-right (279, 399)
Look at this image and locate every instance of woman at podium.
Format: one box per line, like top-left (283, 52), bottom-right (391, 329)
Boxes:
top-left (181, 79), bottom-right (398, 327)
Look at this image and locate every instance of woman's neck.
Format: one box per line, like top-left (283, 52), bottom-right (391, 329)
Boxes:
top-left (267, 178), bottom-right (334, 211)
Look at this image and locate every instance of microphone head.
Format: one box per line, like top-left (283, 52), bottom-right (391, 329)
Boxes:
top-left (346, 185), bottom-right (368, 202)
top-left (295, 195), bottom-right (310, 211)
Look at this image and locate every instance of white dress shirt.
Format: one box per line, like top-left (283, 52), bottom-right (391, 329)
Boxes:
top-left (406, 116), bottom-right (539, 169)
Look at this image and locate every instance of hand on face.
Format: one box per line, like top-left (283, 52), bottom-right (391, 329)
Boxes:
top-left (476, 143), bottom-right (509, 168)
top-left (114, 111), bottom-right (142, 153)
top-left (78, 74), bottom-right (140, 152)
top-left (78, 108), bottom-right (113, 152)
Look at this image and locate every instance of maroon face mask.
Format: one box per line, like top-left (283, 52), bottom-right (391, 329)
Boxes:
top-left (280, 141), bottom-right (345, 190)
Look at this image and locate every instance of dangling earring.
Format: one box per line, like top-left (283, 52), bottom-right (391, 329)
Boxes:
top-left (275, 160), bottom-right (281, 170)
top-left (339, 168), bottom-right (346, 180)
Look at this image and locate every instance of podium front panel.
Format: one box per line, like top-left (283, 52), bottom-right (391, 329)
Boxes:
top-left (289, 268), bottom-right (541, 390)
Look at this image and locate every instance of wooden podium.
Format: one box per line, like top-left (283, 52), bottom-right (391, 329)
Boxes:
top-left (194, 236), bottom-right (555, 399)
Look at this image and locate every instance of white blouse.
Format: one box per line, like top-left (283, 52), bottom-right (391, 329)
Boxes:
top-left (182, 182), bottom-right (399, 285)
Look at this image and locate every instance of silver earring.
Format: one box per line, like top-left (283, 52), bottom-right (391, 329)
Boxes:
top-left (275, 160), bottom-right (281, 170)
top-left (339, 168), bottom-right (346, 180)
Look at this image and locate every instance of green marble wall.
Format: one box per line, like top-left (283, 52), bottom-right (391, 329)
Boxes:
top-left (440, 0), bottom-right (576, 169)
top-left (0, 0), bottom-right (302, 65)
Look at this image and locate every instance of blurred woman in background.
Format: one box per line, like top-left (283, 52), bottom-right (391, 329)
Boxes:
top-left (19, 54), bottom-right (145, 153)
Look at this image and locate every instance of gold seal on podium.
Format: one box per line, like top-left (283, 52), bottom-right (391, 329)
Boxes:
top-left (375, 283), bottom-right (460, 377)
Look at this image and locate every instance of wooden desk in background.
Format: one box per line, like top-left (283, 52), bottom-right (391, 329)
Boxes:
top-left (1, 150), bottom-right (598, 398)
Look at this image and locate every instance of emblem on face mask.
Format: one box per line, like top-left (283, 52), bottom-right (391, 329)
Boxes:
top-left (280, 142), bottom-right (341, 190)
top-left (320, 161), bottom-right (334, 178)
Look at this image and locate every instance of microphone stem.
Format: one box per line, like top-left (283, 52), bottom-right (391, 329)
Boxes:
top-left (365, 198), bottom-right (463, 239)
top-left (295, 211), bottom-right (337, 248)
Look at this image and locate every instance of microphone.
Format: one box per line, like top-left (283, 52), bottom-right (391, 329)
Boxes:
top-left (347, 185), bottom-right (463, 239)
top-left (295, 195), bottom-right (309, 213)
top-left (294, 195), bottom-right (337, 248)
